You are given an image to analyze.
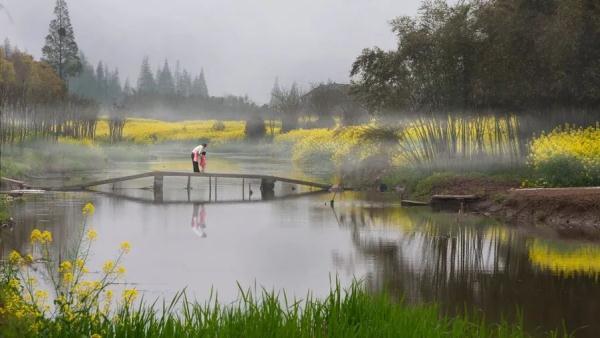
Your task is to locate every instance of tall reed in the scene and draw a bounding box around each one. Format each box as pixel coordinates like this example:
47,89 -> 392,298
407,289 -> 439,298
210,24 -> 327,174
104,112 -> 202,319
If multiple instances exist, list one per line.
396,115 -> 524,171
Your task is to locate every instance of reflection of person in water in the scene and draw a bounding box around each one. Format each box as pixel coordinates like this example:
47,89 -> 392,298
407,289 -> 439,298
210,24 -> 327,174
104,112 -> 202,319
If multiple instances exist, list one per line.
191,203 -> 207,238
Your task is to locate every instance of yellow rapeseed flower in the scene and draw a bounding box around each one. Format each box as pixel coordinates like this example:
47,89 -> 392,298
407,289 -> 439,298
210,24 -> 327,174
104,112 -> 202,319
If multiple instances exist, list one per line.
30,229 -> 43,244
117,265 -> 126,276
24,254 -> 34,265
102,260 -> 115,274
82,202 -> 95,216
120,241 -> 131,254
41,230 -> 53,243
59,260 -> 73,273
76,258 -> 85,269
75,280 -> 99,298
56,295 -> 67,308
86,229 -> 98,241
530,125 -> 600,180
122,288 -> 138,304
8,278 -> 20,289
8,250 -> 22,265
30,229 -> 52,244
34,290 -> 49,305
63,272 -> 74,283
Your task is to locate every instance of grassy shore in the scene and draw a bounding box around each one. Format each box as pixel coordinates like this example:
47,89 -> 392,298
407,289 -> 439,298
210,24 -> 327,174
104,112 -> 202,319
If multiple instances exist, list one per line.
0,276 -> 547,338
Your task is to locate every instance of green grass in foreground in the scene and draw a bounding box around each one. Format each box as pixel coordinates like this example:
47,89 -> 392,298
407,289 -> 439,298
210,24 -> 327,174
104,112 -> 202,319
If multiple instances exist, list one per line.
0,281 -> 562,338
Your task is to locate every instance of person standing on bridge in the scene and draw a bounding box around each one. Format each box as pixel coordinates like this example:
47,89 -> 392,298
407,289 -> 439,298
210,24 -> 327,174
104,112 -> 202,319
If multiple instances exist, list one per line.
200,151 -> 207,173
191,143 -> 207,172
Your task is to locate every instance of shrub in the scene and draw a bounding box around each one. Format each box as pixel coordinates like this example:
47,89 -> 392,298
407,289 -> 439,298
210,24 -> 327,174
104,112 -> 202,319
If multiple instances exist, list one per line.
534,154 -> 589,187
529,125 -> 600,187
212,120 -> 226,131
244,115 -> 266,139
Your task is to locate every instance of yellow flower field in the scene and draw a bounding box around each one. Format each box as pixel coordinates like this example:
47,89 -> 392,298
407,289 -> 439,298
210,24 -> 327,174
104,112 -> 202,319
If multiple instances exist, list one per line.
273,125 -> 382,166
95,118 -> 246,144
530,124 -> 600,170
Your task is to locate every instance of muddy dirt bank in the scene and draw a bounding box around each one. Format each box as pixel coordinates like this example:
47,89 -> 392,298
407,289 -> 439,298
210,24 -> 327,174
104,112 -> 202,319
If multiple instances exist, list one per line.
419,176 -> 600,240
492,187 -> 600,240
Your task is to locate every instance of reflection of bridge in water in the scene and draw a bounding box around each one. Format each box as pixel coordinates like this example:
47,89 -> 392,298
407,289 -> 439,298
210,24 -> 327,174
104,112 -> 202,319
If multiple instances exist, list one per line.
45,171 -> 332,203
92,189 -> 327,205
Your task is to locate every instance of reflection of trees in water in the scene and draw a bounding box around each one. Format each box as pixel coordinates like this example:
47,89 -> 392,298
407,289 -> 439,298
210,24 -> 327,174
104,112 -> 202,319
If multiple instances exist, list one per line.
1,196 -> 86,259
336,206 -> 600,337
1,195 -> 89,287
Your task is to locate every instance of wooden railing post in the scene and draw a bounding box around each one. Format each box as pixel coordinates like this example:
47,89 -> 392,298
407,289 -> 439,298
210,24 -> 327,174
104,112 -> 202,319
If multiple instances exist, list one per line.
153,174 -> 163,203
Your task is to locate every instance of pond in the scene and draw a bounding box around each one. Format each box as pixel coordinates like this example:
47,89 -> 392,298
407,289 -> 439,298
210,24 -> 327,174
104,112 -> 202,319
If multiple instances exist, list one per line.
2,152 -> 600,337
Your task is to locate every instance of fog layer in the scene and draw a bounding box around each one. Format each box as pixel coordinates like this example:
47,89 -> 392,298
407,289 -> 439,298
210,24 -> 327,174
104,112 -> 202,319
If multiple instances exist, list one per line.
1,0 -> 421,103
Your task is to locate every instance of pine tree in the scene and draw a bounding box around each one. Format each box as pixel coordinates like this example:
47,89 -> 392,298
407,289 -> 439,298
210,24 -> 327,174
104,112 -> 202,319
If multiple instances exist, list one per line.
192,69 -> 209,98
157,60 -> 175,96
174,60 -> 182,96
197,69 -> 208,97
68,52 -> 96,99
136,56 -> 155,95
180,70 -> 192,97
155,65 -> 162,87
123,79 -> 133,96
96,61 -> 106,102
107,69 -> 122,103
42,0 -> 81,80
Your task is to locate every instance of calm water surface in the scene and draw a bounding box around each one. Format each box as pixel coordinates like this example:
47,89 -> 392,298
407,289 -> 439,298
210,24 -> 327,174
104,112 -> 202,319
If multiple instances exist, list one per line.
2,152 -> 599,337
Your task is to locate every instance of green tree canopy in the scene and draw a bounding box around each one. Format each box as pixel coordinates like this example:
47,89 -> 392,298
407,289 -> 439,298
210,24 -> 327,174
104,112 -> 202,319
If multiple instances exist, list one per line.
350,0 -> 600,115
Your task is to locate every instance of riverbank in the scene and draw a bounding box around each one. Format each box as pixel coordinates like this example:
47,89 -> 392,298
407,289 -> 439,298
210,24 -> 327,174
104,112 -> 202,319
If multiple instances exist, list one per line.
497,187 -> 600,240
402,174 -> 600,240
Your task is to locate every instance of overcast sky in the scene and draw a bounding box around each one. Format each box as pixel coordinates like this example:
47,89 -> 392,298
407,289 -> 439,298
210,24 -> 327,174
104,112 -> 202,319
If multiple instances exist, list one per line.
1,0 -> 422,103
